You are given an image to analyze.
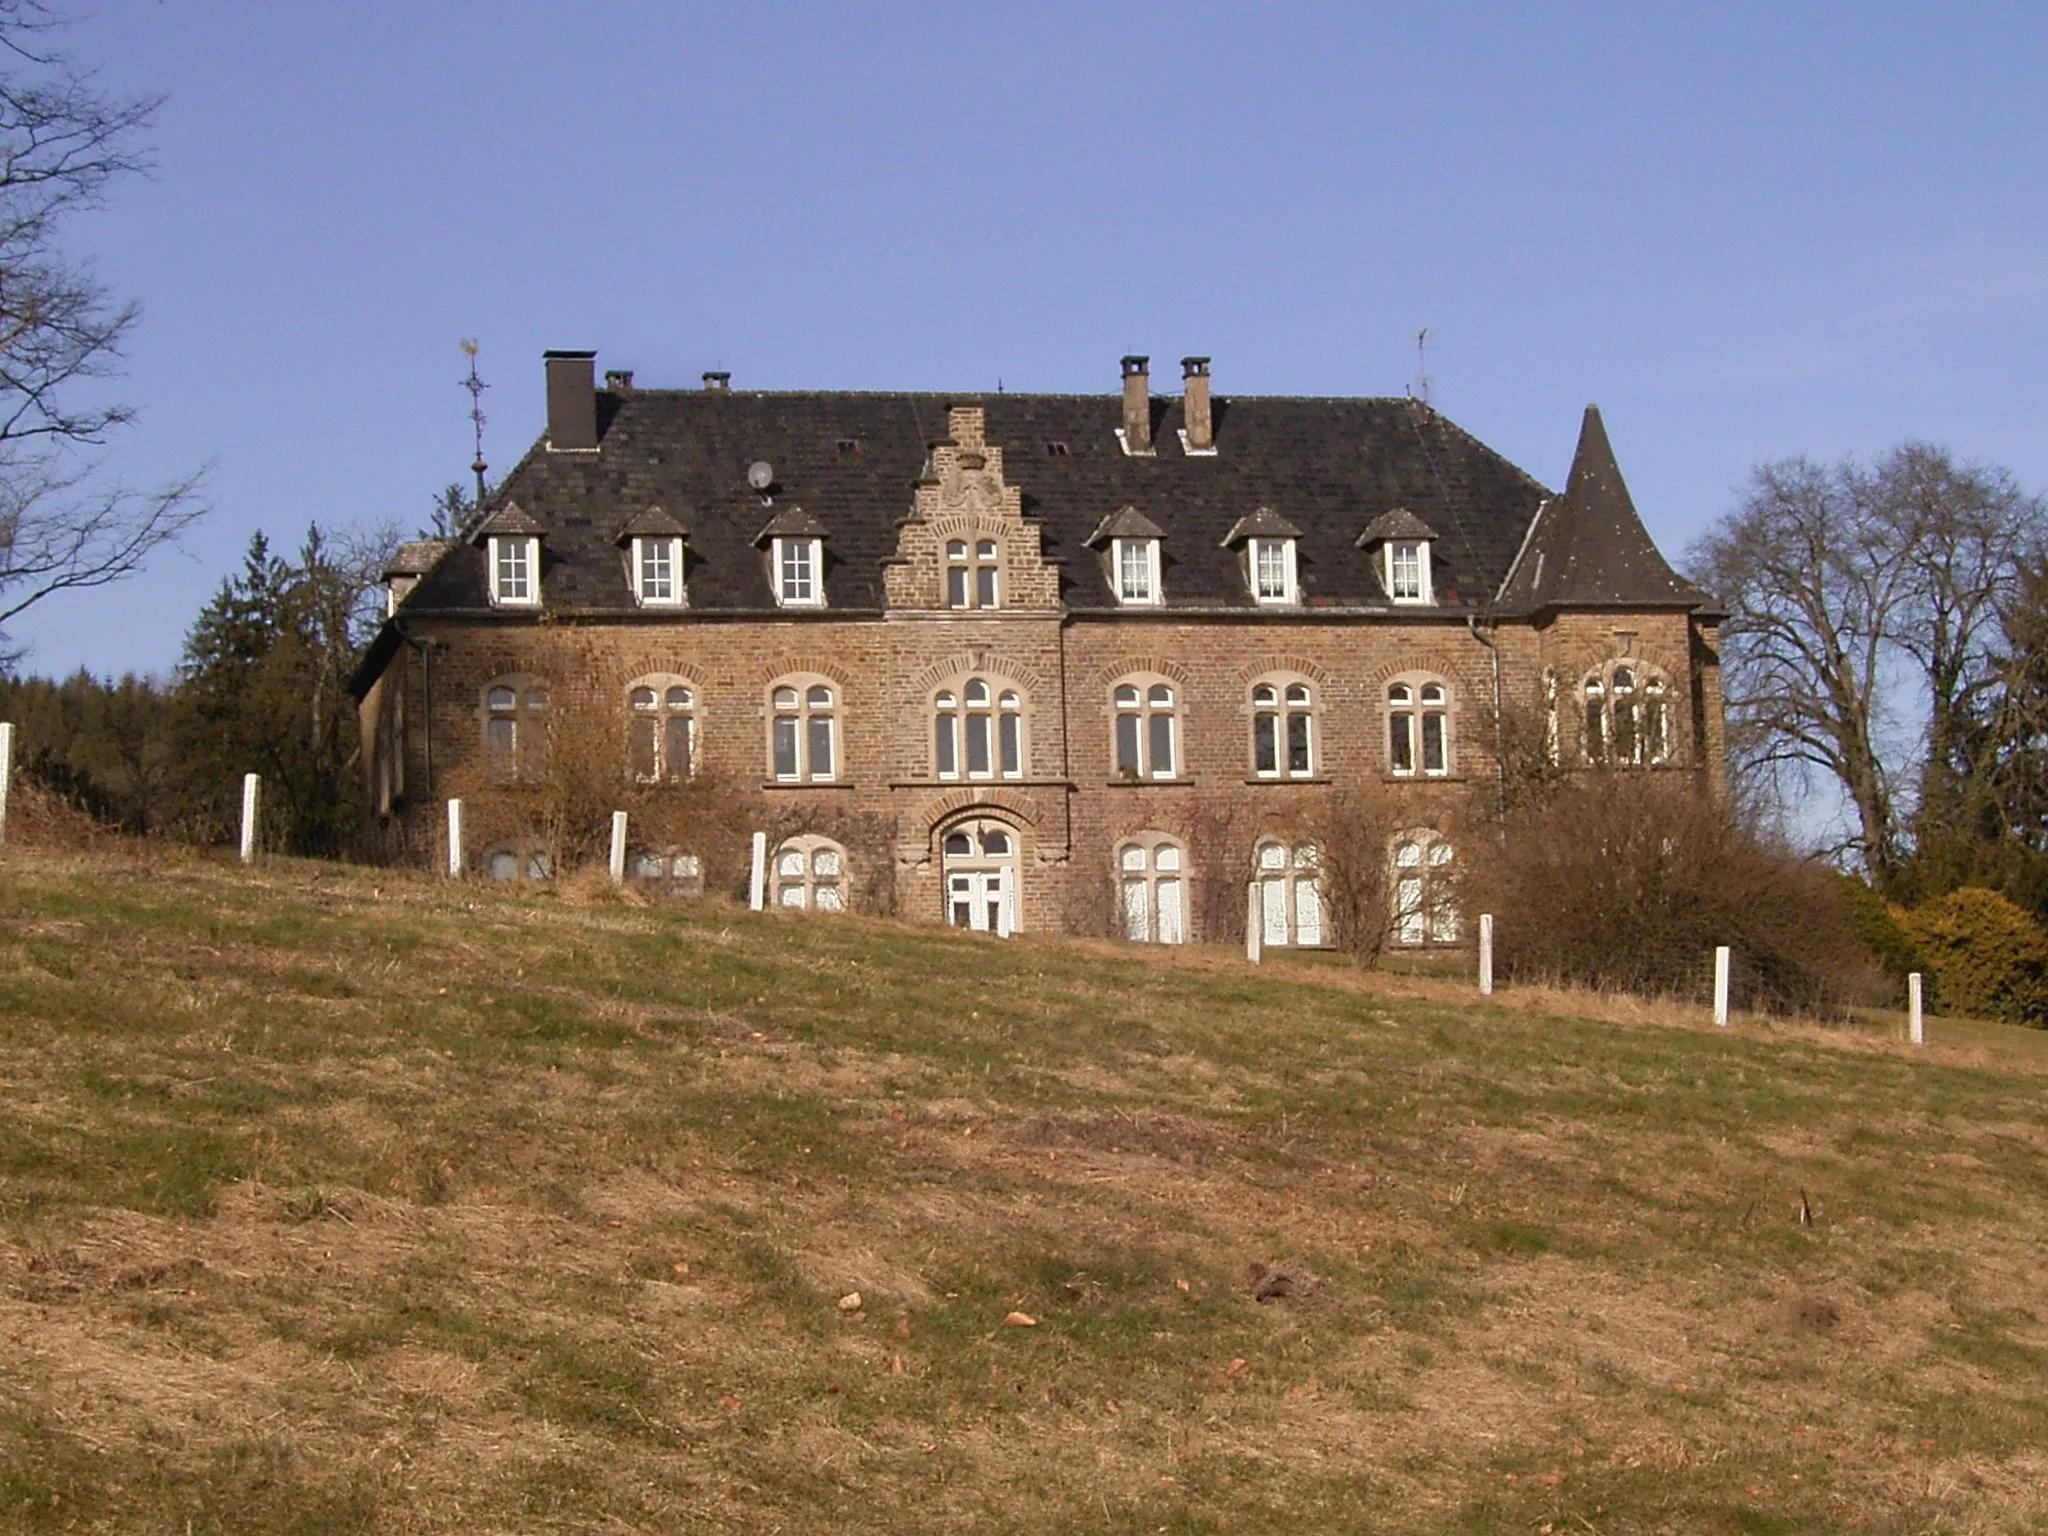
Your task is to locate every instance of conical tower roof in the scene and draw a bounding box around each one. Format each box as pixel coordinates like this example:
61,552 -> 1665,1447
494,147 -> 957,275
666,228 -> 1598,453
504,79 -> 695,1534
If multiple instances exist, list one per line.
1496,406 -> 1711,613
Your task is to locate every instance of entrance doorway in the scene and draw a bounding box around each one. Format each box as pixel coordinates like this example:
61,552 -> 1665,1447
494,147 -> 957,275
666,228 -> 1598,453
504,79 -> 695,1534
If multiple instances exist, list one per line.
942,819 -> 1017,936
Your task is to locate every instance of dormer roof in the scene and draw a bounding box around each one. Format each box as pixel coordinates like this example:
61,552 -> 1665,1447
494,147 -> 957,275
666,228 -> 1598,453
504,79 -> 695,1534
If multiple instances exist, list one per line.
1221,506 -> 1304,546
615,504 -> 689,545
1495,406 -> 1712,613
752,506 -> 829,546
1357,507 -> 1437,546
473,501 -> 545,540
1088,505 -> 1167,546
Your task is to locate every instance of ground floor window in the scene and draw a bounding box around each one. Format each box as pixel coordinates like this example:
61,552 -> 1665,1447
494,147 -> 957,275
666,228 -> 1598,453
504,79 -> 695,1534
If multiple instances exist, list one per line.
627,849 -> 703,893
1391,830 -> 1457,945
1118,835 -> 1186,944
483,841 -> 552,881
773,835 -> 846,911
1256,840 -> 1322,947
942,819 -> 1017,936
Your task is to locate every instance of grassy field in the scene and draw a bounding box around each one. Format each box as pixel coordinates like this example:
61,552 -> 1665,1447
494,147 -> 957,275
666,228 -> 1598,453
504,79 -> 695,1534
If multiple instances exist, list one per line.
2,845 -> 2046,1534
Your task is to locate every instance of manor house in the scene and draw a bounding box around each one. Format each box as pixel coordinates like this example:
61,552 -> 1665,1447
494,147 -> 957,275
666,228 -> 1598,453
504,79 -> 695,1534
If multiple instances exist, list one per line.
351,351 -> 1722,947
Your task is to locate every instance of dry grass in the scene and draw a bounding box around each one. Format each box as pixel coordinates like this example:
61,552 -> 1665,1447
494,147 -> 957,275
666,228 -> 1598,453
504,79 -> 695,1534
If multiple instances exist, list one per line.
2,841 -> 2048,1533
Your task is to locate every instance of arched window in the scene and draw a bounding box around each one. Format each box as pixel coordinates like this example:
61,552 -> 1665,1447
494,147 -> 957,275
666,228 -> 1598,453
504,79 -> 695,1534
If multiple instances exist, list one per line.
482,840 -> 552,881
1112,679 -> 1177,779
1583,663 -> 1670,767
946,538 -> 1000,609
1251,679 -> 1315,779
935,677 -> 1024,781
769,679 -> 837,782
1255,840 -> 1322,946
627,848 -> 703,892
627,678 -> 695,782
1118,835 -> 1186,943
1387,678 -> 1450,776
483,677 -> 547,782
772,835 -> 846,910
1391,830 -> 1457,946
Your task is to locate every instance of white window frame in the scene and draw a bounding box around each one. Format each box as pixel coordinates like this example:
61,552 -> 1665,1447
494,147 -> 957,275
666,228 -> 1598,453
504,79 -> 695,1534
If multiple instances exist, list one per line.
945,537 -> 1001,610
1384,539 -> 1432,605
627,678 -> 696,783
769,680 -> 838,783
1387,677 -> 1451,777
1255,840 -> 1323,948
1250,679 -> 1316,780
633,536 -> 685,608
488,536 -> 540,608
1118,835 -> 1187,944
1248,536 -> 1298,605
1111,537 -> 1162,607
1111,679 -> 1178,780
773,537 -> 825,608
1391,830 -> 1458,946
772,835 -> 847,911
934,677 -> 1025,782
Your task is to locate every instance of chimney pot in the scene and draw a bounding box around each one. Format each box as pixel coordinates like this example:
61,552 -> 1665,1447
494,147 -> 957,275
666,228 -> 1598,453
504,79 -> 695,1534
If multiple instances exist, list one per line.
1120,355 -> 1152,454
1182,357 -> 1213,452
605,369 -> 634,392
543,350 -> 598,451
703,371 -> 731,391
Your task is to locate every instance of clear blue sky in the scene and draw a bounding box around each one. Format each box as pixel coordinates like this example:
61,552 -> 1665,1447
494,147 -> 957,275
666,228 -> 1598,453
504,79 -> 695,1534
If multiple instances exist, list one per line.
19,1 -> 2048,679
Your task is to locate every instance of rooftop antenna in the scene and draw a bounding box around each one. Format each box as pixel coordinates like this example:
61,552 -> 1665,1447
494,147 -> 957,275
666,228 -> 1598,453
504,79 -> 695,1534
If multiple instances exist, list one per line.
460,338 -> 489,513
1415,327 -> 1433,407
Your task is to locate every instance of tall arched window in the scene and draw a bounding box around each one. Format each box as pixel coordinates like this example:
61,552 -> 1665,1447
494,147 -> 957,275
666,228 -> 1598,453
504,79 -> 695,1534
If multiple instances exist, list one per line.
772,834 -> 846,910
1251,679 -> 1315,779
1583,663 -> 1670,767
1117,834 -> 1186,943
627,677 -> 695,782
946,538 -> 1000,609
769,680 -> 837,782
935,677 -> 1024,781
1112,679 -> 1177,779
1391,830 -> 1457,946
1387,677 -> 1450,776
1255,839 -> 1322,946
483,677 -> 547,783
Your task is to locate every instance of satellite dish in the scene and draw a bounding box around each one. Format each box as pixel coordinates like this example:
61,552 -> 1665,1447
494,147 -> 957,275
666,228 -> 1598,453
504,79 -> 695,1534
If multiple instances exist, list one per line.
747,461 -> 774,491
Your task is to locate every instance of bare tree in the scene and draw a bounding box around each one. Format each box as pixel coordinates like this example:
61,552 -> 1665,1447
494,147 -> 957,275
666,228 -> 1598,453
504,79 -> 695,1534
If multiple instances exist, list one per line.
0,1 -> 205,659
1688,445 -> 2042,889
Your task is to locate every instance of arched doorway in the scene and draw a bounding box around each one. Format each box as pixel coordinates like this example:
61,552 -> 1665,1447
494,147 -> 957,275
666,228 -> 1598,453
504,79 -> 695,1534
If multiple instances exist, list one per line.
941,818 -> 1018,936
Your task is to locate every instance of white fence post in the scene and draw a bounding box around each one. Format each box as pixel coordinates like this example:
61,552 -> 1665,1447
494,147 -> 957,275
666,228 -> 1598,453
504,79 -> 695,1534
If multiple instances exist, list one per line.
1713,945 -> 1731,1027
749,831 -> 767,911
1909,971 -> 1924,1046
609,810 -> 629,884
238,773 -> 261,865
1245,882 -> 1261,964
0,720 -> 12,845
1478,913 -> 1494,996
446,798 -> 464,878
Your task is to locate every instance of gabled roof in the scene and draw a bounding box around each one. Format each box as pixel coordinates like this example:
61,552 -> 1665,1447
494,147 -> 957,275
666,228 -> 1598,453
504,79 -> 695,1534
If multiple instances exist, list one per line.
1089,505 -> 1167,546
388,388 -> 1564,617
1357,507 -> 1437,546
383,539 -> 453,579
752,505 -> 829,545
1494,406 -> 1712,613
1221,506 -> 1303,546
615,504 -> 689,544
472,501 -> 545,539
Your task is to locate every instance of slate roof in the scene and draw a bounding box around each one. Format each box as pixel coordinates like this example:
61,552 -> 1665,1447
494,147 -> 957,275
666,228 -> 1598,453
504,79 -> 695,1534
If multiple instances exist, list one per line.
386,387 -> 1707,623
1495,406 -> 1714,613
1358,506 -> 1438,546
1222,507 -> 1304,546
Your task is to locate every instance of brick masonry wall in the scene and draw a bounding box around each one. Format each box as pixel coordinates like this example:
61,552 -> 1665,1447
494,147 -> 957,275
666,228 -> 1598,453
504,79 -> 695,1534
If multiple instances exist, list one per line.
362,597 -> 1721,941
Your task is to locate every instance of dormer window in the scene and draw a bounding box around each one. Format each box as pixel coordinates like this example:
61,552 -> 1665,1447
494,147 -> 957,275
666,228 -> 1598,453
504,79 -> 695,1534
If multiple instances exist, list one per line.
633,537 -> 683,606
1113,537 -> 1161,606
776,537 -> 822,606
475,503 -> 546,608
1387,540 -> 1431,604
1250,537 -> 1298,605
1358,507 -> 1438,607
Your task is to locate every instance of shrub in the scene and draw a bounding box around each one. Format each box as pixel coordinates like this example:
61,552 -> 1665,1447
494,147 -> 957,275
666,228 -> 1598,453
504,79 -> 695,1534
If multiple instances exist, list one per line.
1833,873 -> 1922,988
1895,887 -> 2048,1026
1467,773 -> 1879,1013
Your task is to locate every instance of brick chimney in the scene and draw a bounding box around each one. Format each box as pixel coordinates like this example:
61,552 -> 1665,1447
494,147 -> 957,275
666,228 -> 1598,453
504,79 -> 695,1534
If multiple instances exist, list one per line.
605,369 -> 634,392
1181,357 -> 1212,451
544,350 -> 598,451
702,371 -> 731,391
1120,355 -> 1152,455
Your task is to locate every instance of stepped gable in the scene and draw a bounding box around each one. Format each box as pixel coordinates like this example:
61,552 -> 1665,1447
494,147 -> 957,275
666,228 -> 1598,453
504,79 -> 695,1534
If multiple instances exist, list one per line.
400,388 -> 1555,615
1496,405 -> 1712,614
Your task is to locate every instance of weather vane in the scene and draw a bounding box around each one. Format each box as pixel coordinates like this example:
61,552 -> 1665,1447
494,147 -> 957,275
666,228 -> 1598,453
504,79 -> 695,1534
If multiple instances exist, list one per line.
460,338 -> 489,514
